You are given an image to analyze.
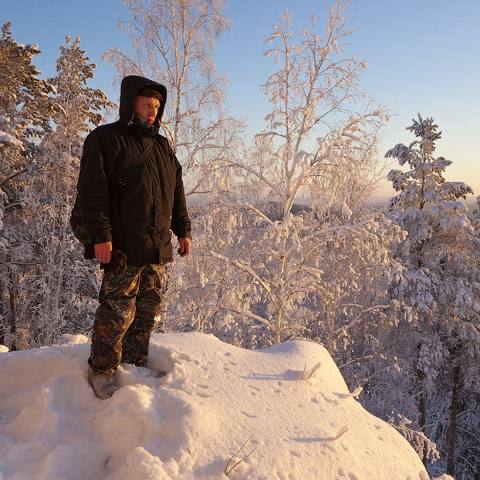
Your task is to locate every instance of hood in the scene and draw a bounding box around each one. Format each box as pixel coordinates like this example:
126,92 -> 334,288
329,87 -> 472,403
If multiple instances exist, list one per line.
119,75 -> 168,127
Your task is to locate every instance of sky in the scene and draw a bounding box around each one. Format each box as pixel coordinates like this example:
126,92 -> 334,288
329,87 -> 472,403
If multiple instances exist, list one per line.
2,0 -> 479,199
0,331 -> 437,479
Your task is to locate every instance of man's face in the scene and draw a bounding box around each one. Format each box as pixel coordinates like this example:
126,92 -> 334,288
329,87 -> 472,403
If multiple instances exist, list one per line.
134,95 -> 161,124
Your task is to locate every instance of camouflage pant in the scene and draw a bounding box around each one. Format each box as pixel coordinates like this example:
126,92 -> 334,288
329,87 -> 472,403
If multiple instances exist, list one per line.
89,264 -> 164,375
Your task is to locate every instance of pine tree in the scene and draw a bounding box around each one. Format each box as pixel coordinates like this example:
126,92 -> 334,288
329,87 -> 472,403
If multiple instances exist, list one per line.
0,22 -> 55,348
386,114 -> 480,477
20,36 -> 115,346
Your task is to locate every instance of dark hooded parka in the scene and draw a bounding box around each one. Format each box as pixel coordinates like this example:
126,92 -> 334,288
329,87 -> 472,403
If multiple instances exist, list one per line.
76,76 -> 191,266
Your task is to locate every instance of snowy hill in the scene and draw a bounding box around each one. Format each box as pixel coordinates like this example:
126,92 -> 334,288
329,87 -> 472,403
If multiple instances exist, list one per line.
0,332 -> 448,480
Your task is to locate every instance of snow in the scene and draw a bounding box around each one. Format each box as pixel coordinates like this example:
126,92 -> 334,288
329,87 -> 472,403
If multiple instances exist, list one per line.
0,131 -> 23,147
0,332 -> 446,480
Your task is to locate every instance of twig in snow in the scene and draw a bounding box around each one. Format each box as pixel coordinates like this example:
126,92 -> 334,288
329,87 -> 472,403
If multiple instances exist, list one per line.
336,386 -> 363,404
331,426 -> 349,441
224,435 -> 258,477
302,362 -> 321,381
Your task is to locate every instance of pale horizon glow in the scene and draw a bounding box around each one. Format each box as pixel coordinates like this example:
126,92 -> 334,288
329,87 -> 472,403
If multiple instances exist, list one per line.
2,0 -> 479,200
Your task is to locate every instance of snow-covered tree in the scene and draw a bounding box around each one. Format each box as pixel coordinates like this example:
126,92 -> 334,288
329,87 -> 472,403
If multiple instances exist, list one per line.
18,36 -> 115,347
302,213 -> 406,354
165,0 -> 393,349
0,22 -> 55,349
220,2 -> 386,343
386,114 -> 480,477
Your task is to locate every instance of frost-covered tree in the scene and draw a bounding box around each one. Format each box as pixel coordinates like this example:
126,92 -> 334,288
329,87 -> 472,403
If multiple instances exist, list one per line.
386,114 -> 480,478
166,0 -> 393,348
221,2 -> 386,343
303,214 -> 406,354
0,22 -> 55,348
103,0 -> 243,195
18,36 -> 115,347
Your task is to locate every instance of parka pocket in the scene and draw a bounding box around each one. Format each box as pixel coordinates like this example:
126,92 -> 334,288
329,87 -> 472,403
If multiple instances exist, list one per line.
152,229 -> 171,248
152,229 -> 173,262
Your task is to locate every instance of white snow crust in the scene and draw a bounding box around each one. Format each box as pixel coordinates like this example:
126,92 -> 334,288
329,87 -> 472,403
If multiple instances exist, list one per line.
0,332 -> 444,479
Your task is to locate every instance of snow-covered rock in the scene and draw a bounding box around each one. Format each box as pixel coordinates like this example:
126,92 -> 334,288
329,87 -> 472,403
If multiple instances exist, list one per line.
0,332 -> 433,479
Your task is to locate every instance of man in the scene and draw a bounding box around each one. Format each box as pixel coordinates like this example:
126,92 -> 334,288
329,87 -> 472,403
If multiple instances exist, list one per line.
76,75 -> 191,399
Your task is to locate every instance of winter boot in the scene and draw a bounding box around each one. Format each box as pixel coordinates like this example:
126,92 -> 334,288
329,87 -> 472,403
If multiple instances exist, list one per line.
87,368 -> 119,399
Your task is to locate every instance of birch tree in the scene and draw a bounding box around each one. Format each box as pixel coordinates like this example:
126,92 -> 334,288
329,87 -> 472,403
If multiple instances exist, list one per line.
166,1 -> 394,348
218,1 -> 387,344
104,0 -> 243,195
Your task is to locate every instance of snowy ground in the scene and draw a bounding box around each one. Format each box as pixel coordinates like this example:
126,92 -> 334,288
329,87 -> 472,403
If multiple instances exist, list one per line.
0,332 -> 451,480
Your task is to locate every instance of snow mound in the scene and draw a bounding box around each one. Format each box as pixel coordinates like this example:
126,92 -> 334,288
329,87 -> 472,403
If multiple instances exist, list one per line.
0,332 -> 433,479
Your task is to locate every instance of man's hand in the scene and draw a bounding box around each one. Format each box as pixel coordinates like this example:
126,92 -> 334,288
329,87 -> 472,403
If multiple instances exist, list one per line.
94,241 -> 113,264
178,238 -> 191,257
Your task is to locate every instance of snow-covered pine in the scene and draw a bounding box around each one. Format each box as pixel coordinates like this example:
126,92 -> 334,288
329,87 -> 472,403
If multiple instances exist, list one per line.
0,22 -> 55,349
386,114 -> 479,478
3,35 -> 115,348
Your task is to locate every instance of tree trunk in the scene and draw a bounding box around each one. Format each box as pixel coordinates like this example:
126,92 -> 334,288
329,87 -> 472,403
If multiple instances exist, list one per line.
446,365 -> 460,476
8,269 -> 17,351
417,343 -> 427,465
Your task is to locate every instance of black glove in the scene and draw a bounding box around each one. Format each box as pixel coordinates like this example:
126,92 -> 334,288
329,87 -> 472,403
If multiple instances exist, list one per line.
100,249 -> 127,275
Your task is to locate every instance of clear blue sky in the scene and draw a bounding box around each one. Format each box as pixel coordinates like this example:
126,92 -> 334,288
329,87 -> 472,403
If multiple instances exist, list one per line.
2,0 -> 479,199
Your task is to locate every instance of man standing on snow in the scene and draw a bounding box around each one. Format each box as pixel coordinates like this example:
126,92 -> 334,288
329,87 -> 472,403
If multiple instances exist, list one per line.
76,75 -> 191,399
